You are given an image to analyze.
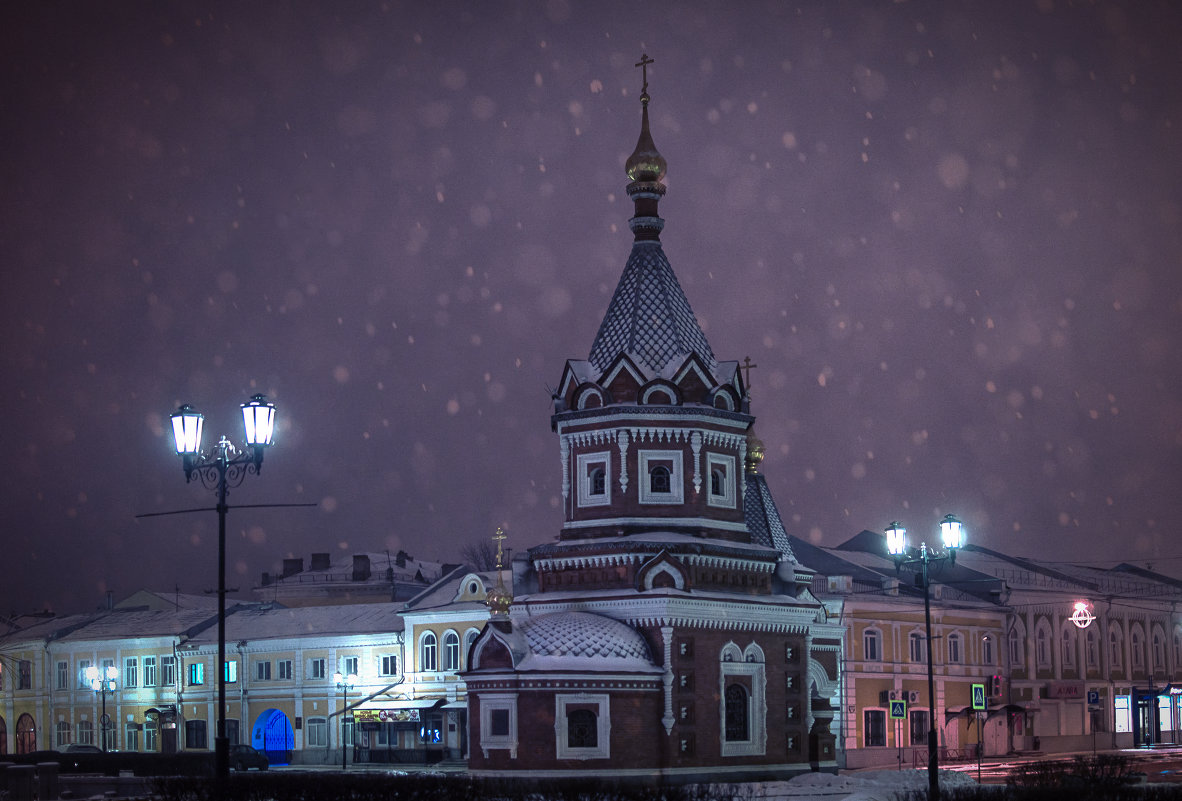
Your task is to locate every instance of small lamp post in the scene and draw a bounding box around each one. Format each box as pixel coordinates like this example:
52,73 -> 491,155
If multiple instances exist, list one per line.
169,394 -> 276,790
886,514 -> 965,801
333,671 -> 357,771
85,664 -> 119,752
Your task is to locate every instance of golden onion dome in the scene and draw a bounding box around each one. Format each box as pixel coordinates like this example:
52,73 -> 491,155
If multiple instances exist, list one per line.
746,430 -> 766,474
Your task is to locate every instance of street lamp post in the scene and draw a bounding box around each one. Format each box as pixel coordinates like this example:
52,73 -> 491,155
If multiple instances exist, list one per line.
169,394 -> 276,791
333,671 -> 357,771
85,664 -> 119,752
886,514 -> 966,801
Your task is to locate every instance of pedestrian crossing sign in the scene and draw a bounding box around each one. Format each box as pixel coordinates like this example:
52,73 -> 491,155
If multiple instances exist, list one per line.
971,682 -> 987,710
889,699 -> 907,720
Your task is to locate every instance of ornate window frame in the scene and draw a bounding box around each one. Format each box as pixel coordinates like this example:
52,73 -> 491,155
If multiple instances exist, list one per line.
639,450 -> 683,505
706,452 -> 736,509
554,693 -> 610,760
479,692 -> 518,758
577,451 -> 612,508
719,642 -> 766,757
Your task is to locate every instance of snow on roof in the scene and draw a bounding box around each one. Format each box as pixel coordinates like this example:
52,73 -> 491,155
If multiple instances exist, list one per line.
185,602 -> 404,644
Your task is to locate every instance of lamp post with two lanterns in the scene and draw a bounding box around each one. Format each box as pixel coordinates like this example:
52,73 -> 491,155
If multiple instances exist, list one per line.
333,671 -> 357,771
886,514 -> 966,801
168,394 -> 276,791
85,664 -> 119,752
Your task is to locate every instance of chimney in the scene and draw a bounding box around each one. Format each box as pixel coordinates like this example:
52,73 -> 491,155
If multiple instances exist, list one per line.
261,572 -> 272,587
310,553 -> 331,571
352,555 -> 371,582
282,558 -> 304,578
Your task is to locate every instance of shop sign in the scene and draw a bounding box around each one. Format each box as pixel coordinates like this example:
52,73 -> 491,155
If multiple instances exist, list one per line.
352,708 -> 421,723
1046,681 -> 1085,699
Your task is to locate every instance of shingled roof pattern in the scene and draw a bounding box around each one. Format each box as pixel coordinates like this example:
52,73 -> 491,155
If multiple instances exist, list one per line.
587,242 -> 716,376
744,472 -> 797,562
520,611 -> 653,663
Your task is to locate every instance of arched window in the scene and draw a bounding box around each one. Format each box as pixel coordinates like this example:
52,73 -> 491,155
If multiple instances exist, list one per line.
650,465 -> 671,494
1008,628 -> 1023,668
863,629 -> 882,662
1086,629 -> 1099,669
1035,623 -> 1052,668
909,632 -> 926,663
16,713 -> 37,754
55,721 -> 71,747
590,467 -> 606,496
1131,625 -> 1145,671
1174,629 -> 1182,668
75,719 -> 93,746
443,630 -> 461,671
1153,629 -> 1166,670
1109,625 -> 1124,670
981,635 -> 994,666
464,628 -> 480,665
947,633 -> 963,664
1061,626 -> 1076,669
711,468 -> 724,496
420,631 -> 438,672
724,684 -> 749,742
567,709 -> 598,748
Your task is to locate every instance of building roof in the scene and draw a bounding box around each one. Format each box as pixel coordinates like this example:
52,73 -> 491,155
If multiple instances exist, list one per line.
587,242 -> 717,377
187,602 -> 405,643
744,471 -> 796,560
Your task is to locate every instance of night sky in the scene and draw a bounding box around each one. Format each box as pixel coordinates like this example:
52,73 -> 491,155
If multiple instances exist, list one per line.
4,2 -> 1180,617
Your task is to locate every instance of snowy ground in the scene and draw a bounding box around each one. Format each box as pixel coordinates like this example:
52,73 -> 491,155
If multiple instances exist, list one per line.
721,768 -> 986,801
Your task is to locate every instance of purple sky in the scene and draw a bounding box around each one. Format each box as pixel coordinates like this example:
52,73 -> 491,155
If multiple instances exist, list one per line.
3,2 -> 1180,616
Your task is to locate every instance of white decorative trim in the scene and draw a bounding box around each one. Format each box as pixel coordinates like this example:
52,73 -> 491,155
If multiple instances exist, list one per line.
534,550 -> 774,574
690,432 -> 702,494
706,452 -> 737,509
617,430 -> 630,494
661,627 -> 675,735
601,360 -> 647,392
642,562 -> 686,591
556,413 -> 750,432
560,436 -> 571,503
576,451 -> 612,508
576,386 -> 607,410
554,693 -> 611,760
639,450 -> 684,505
479,692 -> 519,758
561,516 -> 748,532
719,642 -> 767,757
641,384 -> 678,404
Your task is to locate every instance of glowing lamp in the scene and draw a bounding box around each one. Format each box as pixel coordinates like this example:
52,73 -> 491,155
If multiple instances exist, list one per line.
885,521 -> 908,556
939,514 -> 965,551
241,394 -> 276,447
170,404 -> 204,455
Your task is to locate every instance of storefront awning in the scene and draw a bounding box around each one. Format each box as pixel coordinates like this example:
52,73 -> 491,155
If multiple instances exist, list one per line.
441,701 -> 466,709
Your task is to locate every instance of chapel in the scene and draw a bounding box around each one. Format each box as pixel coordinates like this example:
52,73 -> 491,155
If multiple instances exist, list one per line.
462,57 -> 842,781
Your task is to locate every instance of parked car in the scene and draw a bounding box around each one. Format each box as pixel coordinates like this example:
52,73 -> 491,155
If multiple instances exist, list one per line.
228,744 -> 269,771
65,744 -> 102,753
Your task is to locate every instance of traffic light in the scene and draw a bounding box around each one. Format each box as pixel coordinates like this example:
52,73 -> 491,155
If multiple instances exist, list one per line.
987,674 -> 1003,697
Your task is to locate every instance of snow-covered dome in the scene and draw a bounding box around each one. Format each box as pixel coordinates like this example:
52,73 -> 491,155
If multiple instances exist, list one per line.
519,612 -> 653,663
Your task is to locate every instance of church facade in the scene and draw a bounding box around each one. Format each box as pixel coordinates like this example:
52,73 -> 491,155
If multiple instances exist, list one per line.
462,62 -> 843,781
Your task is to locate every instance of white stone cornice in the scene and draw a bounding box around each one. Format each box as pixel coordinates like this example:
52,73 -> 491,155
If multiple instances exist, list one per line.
561,516 -> 749,532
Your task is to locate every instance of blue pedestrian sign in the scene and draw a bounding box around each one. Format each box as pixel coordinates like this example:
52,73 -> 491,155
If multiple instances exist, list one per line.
971,683 -> 987,711
889,699 -> 907,720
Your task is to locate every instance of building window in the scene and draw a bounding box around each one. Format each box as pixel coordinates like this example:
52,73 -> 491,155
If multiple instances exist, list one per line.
479,693 -> 518,758
947,633 -> 962,664
554,694 -> 610,760
76,720 -> 93,746
124,657 -> 138,689
719,642 -> 766,756
224,660 -> 238,683
1115,696 -> 1132,733
56,721 -> 71,747
982,636 -> 994,666
1155,630 -> 1168,671
1062,628 -> 1076,669
577,452 -> 611,508
1036,625 -> 1051,668
638,450 -> 683,504
305,718 -> 328,748
17,660 -> 32,690
188,663 -> 204,686
864,709 -> 886,747
1131,628 -> 1145,671
310,658 -> 326,679
863,629 -> 882,662
1086,629 -> 1099,669
381,655 -> 398,676
341,656 -> 359,677
421,632 -> 438,672
256,661 -> 271,681
77,660 -> 92,689
910,710 -> 930,747
706,453 -> 737,508
185,720 -> 207,749
56,661 -> 68,690
909,632 -> 926,664
145,722 -> 158,752
1009,630 -> 1023,668
724,684 -> 749,741
278,660 -> 293,680
161,656 -> 176,687
125,724 -> 140,752
143,656 -> 157,687
1110,628 -> 1124,670
443,631 -> 461,671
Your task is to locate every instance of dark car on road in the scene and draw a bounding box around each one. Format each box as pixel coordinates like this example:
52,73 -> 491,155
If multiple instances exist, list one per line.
229,744 -> 269,771
64,744 -> 102,753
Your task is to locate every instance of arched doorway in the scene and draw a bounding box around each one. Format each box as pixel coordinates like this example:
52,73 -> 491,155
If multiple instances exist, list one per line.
16,713 -> 36,754
0,715 -> 7,755
251,709 -> 293,765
